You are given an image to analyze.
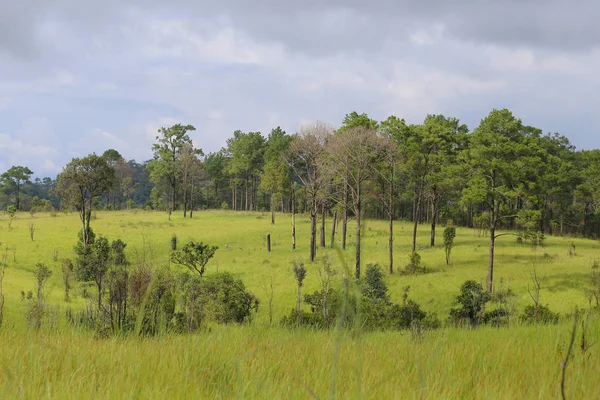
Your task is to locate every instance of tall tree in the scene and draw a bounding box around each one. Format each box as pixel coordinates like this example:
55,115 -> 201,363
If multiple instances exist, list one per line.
462,109 -> 532,292
260,127 -> 292,224
284,122 -> 331,262
1,166 -> 34,210
327,126 -> 384,278
147,124 -> 196,215
379,116 -> 406,274
178,143 -> 203,217
55,154 -> 115,246
421,115 -> 469,247
336,112 -> 379,250
226,131 -> 266,211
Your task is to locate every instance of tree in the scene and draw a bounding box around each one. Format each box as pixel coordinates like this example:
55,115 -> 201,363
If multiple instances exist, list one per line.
327,126 -> 384,279
75,235 -> 111,309
420,115 -> 468,247
462,109 -> 532,292
226,131 -> 266,211
171,241 -> 218,277
204,150 -> 230,209
147,124 -> 196,215
1,166 -> 33,210
55,154 -> 115,246
379,115 -> 406,274
260,127 -> 292,224
336,112 -> 379,250
284,122 -> 331,262
178,142 -> 202,217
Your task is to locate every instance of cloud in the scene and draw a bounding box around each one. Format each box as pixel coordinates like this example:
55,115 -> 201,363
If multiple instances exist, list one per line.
0,0 -> 599,176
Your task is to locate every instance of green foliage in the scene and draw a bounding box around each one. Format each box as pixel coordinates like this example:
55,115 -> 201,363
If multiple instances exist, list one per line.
146,124 -> 197,213
1,165 -> 33,210
362,263 -> 388,301
402,252 -> 427,275
55,154 -> 116,246
443,227 -> 456,265
26,263 -> 53,331
519,304 -> 560,325
61,259 -> 74,302
171,241 -> 218,277
5,204 -> 16,230
111,239 -> 128,266
194,272 -> 259,325
449,280 -> 491,327
135,266 -> 176,337
292,260 -> 307,289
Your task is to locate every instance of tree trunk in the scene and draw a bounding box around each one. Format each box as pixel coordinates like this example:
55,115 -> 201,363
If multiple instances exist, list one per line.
171,184 -> 175,215
245,176 -> 249,211
320,202 -> 326,248
291,184 -> 296,250
310,197 -> 317,262
430,216 -> 436,247
189,180 -> 194,219
488,227 -> 495,293
271,197 -> 275,225
330,210 -> 337,248
97,280 -> 103,310
355,200 -> 361,279
389,178 -> 394,274
342,177 -> 348,250
412,197 -> 419,253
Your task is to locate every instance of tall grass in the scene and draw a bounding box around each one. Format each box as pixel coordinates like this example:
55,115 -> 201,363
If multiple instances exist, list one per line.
0,210 -> 598,398
0,320 -> 598,399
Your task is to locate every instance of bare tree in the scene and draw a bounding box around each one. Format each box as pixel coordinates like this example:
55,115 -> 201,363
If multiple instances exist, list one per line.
284,122 -> 331,262
326,126 -> 384,278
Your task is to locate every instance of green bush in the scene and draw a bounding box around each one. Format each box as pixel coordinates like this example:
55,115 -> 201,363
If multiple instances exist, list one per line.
519,304 -> 560,325
448,280 -> 490,327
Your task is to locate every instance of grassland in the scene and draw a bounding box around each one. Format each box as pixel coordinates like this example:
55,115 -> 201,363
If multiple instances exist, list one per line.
0,210 -> 598,399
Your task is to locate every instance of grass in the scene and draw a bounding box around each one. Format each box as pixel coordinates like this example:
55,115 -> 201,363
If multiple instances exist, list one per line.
0,210 -> 599,399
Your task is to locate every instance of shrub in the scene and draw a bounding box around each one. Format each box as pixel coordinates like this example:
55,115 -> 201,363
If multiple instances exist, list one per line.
448,280 -> 490,327
443,227 -> 456,265
111,239 -> 129,266
180,272 -> 259,331
519,304 -> 560,325
171,234 -> 177,251
402,252 -> 428,275
221,201 -> 230,210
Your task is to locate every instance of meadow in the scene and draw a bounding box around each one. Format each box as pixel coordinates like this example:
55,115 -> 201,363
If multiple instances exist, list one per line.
0,210 -> 599,399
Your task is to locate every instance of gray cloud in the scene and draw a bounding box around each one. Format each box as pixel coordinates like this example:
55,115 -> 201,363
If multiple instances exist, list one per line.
0,0 -> 599,176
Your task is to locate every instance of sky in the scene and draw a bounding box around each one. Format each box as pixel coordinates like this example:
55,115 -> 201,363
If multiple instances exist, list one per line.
1,0 -> 600,177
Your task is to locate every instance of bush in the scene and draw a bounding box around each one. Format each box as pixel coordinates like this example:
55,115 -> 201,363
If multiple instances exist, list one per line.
519,304 -> 560,325
443,227 -> 456,265
179,272 -> 259,332
448,280 -> 490,327
221,201 -> 230,210
401,252 -> 428,275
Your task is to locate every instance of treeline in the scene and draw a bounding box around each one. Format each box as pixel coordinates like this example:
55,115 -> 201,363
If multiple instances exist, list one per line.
3,108 -> 600,291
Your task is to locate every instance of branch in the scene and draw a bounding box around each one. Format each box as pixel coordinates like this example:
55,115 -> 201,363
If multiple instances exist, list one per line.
493,232 -> 518,239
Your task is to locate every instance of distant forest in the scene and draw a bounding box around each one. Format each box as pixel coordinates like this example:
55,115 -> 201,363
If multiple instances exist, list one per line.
2,108 -> 600,240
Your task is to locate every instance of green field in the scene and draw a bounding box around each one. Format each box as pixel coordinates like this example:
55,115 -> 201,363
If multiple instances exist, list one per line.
0,210 -> 598,399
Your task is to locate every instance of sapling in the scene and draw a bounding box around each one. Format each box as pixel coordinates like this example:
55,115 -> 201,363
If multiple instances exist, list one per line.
292,260 -> 307,313
443,227 -> 456,265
